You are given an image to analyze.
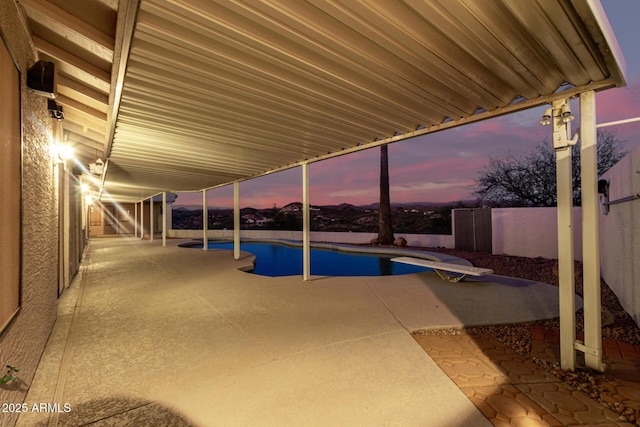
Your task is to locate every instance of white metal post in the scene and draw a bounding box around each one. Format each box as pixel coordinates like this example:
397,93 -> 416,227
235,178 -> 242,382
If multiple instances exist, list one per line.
234,181 -> 240,260
202,190 -> 208,251
63,161 -> 70,288
140,201 -> 144,239
554,98 -> 576,371
134,202 -> 138,238
302,163 -> 311,281
580,90 -> 604,371
149,197 -> 154,241
162,192 -> 167,247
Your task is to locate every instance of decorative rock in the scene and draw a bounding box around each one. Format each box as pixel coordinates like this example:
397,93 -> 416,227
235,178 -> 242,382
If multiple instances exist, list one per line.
370,237 -> 379,245
394,236 -> 407,247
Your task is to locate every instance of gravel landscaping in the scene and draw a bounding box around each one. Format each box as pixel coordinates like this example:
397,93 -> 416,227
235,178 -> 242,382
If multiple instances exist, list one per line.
409,247 -> 640,425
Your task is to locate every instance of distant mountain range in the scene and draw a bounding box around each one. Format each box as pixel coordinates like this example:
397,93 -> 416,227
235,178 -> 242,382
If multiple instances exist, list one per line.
173,200 -> 479,211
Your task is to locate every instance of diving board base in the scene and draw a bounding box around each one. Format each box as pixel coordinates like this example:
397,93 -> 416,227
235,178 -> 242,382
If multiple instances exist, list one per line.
391,257 -> 493,283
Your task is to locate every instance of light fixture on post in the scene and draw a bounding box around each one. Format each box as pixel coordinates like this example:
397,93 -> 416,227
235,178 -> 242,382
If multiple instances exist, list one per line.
539,107 -> 552,125
561,104 -> 575,123
539,101 -> 578,150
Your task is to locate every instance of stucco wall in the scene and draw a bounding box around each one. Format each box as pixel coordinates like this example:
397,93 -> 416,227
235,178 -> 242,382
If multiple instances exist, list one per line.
492,207 -> 584,260
599,145 -> 640,325
0,3 -> 60,425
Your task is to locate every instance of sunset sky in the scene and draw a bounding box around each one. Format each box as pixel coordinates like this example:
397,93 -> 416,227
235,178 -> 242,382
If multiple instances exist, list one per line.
175,0 -> 640,209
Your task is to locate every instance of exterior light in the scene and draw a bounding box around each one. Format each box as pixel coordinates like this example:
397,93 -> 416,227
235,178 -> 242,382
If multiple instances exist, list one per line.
85,194 -> 94,205
561,104 -> 574,123
50,142 -> 74,163
540,107 -> 552,126
80,183 -> 90,193
57,144 -> 74,160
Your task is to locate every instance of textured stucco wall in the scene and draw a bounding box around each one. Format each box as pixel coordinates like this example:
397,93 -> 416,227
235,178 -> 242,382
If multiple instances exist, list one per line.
491,207 -> 584,260
600,146 -> 640,326
0,2 -> 59,426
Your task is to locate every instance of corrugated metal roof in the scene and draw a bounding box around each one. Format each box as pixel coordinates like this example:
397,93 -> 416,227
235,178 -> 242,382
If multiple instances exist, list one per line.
20,0 -> 626,202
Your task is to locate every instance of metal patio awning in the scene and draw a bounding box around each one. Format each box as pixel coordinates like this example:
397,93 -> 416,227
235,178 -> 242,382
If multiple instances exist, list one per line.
19,0 -> 626,202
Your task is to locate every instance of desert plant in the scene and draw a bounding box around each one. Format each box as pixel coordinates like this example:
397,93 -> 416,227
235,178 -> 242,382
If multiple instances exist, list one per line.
0,365 -> 19,385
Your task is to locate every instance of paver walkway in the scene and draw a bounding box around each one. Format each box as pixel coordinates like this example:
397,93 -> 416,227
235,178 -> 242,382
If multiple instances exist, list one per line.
414,325 -> 640,426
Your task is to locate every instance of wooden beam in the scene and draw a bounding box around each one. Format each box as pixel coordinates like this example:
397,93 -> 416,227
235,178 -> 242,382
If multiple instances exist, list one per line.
62,121 -> 105,143
34,36 -> 110,92
62,110 -> 106,134
58,75 -> 109,106
56,94 -> 107,122
20,0 -> 114,61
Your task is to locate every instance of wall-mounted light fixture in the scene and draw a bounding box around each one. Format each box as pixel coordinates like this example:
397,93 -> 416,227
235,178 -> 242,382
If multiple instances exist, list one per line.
50,142 -> 74,163
89,158 -> 104,175
598,179 -> 610,215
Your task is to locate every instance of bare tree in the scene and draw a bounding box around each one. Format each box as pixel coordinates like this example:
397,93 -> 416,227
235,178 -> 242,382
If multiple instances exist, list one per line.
377,144 -> 395,244
474,130 -> 626,207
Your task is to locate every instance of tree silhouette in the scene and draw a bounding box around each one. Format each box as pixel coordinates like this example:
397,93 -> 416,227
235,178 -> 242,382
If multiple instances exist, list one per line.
377,144 -> 395,244
474,130 -> 626,207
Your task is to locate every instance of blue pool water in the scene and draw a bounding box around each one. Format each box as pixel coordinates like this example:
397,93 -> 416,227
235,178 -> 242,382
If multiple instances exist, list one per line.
194,242 -> 431,277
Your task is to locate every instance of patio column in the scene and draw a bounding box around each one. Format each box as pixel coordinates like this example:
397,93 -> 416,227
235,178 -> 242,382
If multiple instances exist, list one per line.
302,163 -> 310,281
149,196 -> 154,241
234,181 -> 240,260
140,201 -> 144,240
553,98 -> 576,371
162,192 -> 167,247
134,202 -> 138,238
580,90 -> 604,371
202,190 -> 208,251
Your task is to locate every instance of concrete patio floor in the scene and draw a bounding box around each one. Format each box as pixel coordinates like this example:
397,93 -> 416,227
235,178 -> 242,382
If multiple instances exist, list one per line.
18,237 -> 573,426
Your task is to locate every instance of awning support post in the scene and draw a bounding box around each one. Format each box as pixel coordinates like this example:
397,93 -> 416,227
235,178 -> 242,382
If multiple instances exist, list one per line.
580,90 -> 604,371
149,197 -> 154,241
139,201 -> 144,240
234,181 -> 240,260
302,163 -> 311,281
202,190 -> 208,251
134,202 -> 138,238
162,192 -> 167,247
553,98 -> 577,371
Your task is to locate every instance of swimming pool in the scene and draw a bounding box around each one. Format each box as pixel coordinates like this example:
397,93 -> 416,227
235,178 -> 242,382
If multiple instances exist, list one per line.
188,241 -> 431,277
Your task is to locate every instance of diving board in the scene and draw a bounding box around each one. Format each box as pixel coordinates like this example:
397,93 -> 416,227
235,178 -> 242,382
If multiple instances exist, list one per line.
391,257 -> 493,283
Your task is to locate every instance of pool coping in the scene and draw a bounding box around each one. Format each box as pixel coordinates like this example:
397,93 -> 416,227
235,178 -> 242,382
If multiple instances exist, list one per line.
178,237 -> 473,266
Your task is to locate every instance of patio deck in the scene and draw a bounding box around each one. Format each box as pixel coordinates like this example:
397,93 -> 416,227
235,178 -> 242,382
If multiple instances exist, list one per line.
18,237 -> 580,426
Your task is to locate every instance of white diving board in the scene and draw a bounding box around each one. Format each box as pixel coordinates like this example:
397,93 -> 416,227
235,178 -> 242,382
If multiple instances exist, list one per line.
391,257 -> 493,283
